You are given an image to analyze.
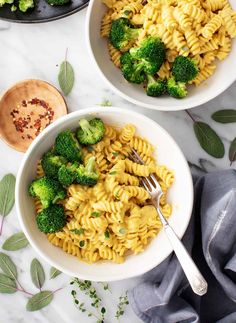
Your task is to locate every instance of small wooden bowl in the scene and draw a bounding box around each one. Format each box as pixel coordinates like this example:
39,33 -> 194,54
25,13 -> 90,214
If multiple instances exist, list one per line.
0,80 -> 68,152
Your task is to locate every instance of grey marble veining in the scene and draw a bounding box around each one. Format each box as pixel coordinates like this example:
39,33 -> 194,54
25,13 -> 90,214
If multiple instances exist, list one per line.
0,7 -> 235,323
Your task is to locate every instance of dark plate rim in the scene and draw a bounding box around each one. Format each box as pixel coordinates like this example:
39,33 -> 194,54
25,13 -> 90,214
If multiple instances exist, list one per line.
0,0 -> 88,23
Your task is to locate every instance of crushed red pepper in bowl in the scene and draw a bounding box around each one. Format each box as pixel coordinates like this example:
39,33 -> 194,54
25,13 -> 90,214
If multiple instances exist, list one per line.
10,98 -> 55,140
0,80 -> 68,152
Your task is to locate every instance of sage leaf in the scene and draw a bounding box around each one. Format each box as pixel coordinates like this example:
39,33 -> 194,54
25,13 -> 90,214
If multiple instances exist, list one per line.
49,267 -> 62,280
212,109 -> 236,123
0,273 -> 17,293
2,232 -> 29,251
30,258 -> 45,290
0,252 -> 17,280
229,137 -> 236,166
58,60 -> 74,96
0,174 -> 16,216
193,122 -> 225,158
26,290 -> 54,311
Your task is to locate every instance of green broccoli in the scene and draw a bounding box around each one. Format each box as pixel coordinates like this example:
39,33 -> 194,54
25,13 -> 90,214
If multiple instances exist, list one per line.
166,77 -> 187,99
172,56 -> 199,83
55,131 -> 83,163
76,118 -> 105,145
45,0 -> 70,5
130,37 -> 166,74
36,204 -> 66,234
29,177 -> 66,208
146,75 -> 166,97
41,151 -> 67,179
19,0 -> 34,12
76,157 -> 99,186
0,0 -> 13,6
120,52 -> 145,84
109,18 -> 141,51
58,163 -> 79,186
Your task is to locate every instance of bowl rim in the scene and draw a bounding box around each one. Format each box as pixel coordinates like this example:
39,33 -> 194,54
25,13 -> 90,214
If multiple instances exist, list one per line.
16,106 -> 194,281
85,0 -> 236,112
0,79 -> 68,153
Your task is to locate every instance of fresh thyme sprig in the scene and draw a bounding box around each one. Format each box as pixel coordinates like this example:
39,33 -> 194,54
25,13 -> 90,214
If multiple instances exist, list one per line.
71,278 -> 129,322
71,278 -> 106,323
115,291 -> 129,322
98,282 -> 112,293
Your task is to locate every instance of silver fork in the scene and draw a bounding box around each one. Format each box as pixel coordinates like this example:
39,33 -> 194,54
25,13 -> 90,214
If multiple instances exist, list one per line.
129,149 -> 208,296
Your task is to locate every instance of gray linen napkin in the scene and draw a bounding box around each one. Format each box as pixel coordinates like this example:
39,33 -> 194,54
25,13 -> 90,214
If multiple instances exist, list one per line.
129,169 -> 236,323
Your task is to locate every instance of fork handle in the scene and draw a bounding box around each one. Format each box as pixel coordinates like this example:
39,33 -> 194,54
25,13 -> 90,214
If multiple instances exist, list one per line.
162,222 -> 208,296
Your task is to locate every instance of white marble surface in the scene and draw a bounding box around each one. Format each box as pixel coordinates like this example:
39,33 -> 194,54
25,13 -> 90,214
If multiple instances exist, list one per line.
0,7 -> 235,323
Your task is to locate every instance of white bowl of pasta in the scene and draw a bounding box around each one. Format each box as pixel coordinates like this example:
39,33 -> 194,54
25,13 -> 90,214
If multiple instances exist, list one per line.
16,107 -> 193,281
86,0 -> 236,111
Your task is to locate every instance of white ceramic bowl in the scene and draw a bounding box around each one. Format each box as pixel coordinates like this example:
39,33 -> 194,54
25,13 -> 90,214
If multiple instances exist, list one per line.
16,107 -> 193,281
86,1 -> 236,111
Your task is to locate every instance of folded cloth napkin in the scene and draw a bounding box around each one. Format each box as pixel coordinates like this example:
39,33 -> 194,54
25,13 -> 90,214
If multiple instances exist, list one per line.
129,169 -> 236,323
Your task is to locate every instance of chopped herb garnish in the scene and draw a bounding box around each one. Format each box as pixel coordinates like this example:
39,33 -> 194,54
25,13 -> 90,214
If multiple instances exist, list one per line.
114,192 -> 120,200
100,99 -> 112,107
79,240 -> 85,247
119,228 -> 126,235
70,228 -> 84,235
91,212 -> 101,218
109,171 -> 117,175
112,152 -> 119,157
104,230 -> 110,239
87,146 -> 94,152
123,10 -> 131,16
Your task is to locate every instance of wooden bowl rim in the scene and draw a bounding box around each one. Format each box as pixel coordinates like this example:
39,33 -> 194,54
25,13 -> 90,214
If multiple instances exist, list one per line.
0,79 -> 68,152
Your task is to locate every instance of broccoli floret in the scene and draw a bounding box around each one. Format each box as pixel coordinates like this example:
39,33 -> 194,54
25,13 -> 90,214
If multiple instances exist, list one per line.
36,204 -> 66,234
58,163 -> 79,186
29,177 -> 66,208
120,52 -> 145,84
76,118 -> 105,145
45,0 -> 70,5
166,77 -> 187,99
109,18 -> 141,51
76,157 -> 99,186
146,75 -> 166,97
41,151 -> 67,179
172,56 -> 199,83
19,0 -> 34,12
0,0 -> 13,6
55,131 -> 83,163
130,37 -> 166,74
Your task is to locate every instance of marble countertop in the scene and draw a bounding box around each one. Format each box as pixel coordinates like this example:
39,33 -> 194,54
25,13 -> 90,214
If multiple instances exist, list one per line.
0,7 -> 235,323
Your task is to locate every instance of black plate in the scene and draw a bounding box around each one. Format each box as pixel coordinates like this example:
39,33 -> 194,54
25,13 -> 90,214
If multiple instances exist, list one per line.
0,0 -> 88,23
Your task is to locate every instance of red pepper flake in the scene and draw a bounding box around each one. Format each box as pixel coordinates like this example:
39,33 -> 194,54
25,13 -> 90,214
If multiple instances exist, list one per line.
22,100 -> 27,107
10,97 -> 55,141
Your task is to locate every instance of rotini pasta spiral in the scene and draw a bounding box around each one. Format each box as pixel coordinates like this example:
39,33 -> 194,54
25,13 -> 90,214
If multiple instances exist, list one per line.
35,122 -> 174,264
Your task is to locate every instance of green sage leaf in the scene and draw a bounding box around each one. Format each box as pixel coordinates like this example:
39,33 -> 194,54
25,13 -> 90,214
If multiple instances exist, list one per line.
193,122 -> 225,158
212,109 -> 236,123
2,232 -> 29,251
0,252 -> 17,280
30,258 -> 45,290
229,137 -> 236,166
0,273 -> 17,293
0,174 -> 16,217
26,291 -> 54,311
49,267 -> 62,280
58,60 -> 74,96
